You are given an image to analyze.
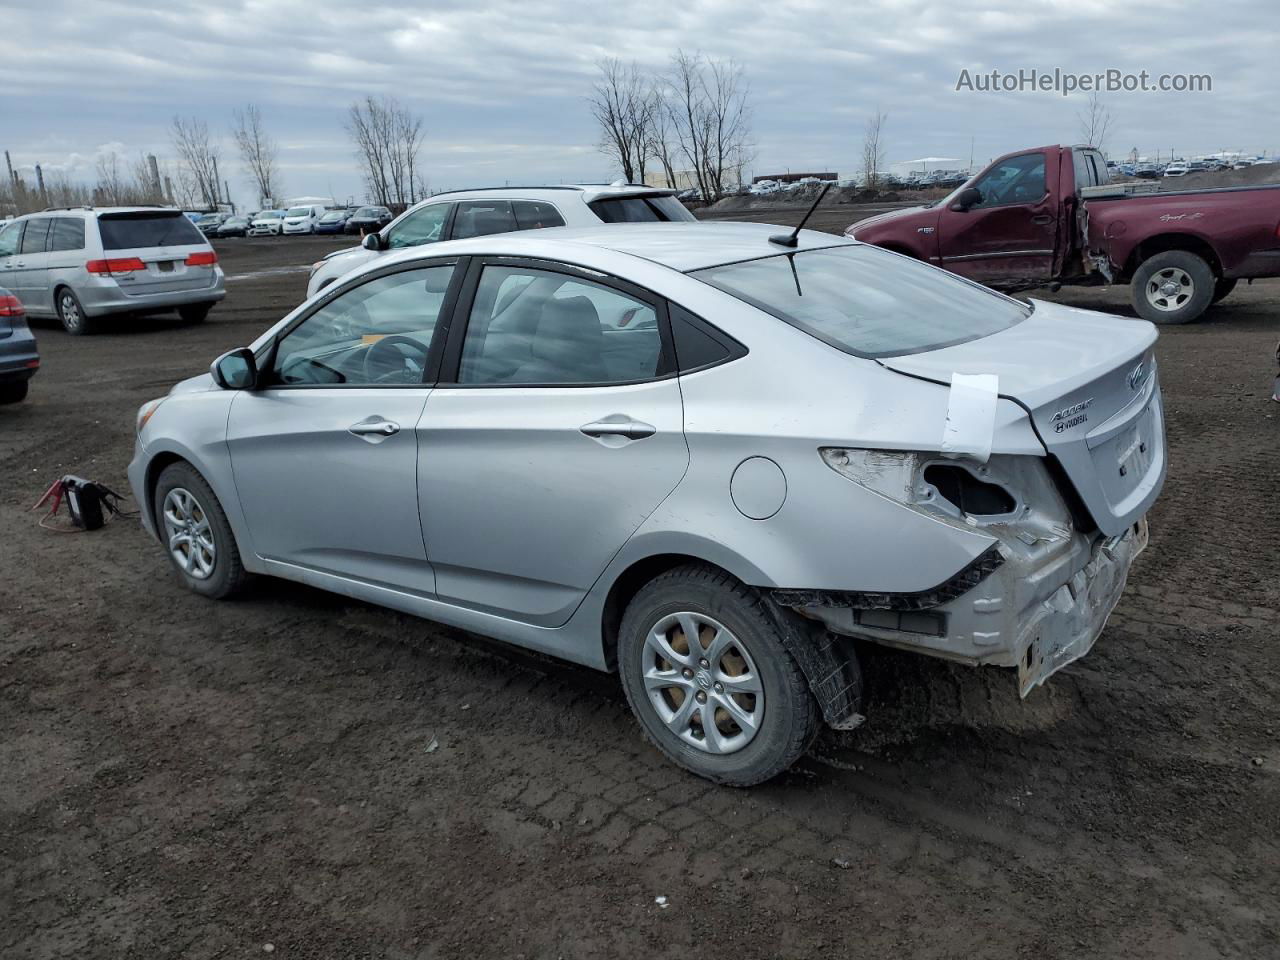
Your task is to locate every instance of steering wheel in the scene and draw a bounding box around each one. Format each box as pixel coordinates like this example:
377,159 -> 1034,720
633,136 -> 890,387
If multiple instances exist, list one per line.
362,335 -> 429,384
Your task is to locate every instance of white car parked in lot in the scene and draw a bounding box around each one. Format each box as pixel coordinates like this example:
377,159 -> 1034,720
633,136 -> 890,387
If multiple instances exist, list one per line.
306,184 -> 695,298
248,210 -> 285,237
1163,162 -> 1190,178
281,204 -> 327,235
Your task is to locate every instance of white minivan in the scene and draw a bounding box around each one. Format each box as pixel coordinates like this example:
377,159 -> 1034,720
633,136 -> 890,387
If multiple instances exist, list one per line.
281,204 -> 327,235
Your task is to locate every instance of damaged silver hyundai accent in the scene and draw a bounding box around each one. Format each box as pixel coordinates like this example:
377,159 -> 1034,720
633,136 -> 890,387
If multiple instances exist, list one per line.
129,222 -> 1165,785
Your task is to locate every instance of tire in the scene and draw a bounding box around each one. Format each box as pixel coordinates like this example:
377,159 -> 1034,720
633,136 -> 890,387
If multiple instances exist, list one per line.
0,380 -> 29,404
178,303 -> 212,324
153,462 -> 247,600
55,286 -> 95,335
1212,278 -> 1238,304
617,564 -> 819,786
1130,250 -> 1215,324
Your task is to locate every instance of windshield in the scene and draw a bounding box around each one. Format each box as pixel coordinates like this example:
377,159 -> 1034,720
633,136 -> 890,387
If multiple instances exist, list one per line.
691,244 -> 1029,358
286,207 -> 311,217
589,195 -> 695,223
258,211 -> 283,220
97,212 -> 205,250
320,211 -> 345,221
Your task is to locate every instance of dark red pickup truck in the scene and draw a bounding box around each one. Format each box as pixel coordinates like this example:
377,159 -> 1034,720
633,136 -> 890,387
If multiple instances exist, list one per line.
847,144 -> 1280,324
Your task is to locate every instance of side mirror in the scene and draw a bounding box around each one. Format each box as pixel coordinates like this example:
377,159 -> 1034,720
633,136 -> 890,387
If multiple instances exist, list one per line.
210,347 -> 258,390
362,232 -> 385,251
951,187 -> 982,212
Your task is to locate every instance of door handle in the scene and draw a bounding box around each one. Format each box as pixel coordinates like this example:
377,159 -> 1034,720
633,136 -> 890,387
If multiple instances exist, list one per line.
1031,215 -> 1053,225
348,417 -> 400,439
580,417 -> 656,440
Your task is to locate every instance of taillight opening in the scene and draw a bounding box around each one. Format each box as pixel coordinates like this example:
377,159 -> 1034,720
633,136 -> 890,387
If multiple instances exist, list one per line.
185,251 -> 218,267
86,257 -> 146,275
0,294 -> 24,317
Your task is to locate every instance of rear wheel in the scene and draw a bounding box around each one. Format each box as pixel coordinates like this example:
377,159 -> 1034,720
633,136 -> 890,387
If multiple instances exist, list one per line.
178,303 -> 212,324
154,462 -> 246,600
1212,278 -> 1238,304
1130,250 -> 1215,324
56,287 -> 94,335
617,564 -> 819,786
0,380 -> 29,404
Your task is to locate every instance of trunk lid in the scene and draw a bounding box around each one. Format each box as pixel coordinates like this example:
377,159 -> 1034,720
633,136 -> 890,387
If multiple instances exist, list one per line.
879,299 -> 1165,536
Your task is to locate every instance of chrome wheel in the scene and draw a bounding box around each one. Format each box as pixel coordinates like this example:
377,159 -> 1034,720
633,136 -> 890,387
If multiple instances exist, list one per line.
162,487 -> 216,580
59,292 -> 83,332
1145,267 -> 1195,313
642,612 -> 765,755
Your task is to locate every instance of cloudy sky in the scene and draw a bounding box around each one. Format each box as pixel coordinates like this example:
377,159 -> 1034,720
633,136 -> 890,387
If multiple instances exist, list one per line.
2,0 -> 1276,204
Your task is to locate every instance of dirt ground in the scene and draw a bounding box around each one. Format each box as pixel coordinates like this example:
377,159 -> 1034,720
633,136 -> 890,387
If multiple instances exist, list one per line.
2,211 -> 1278,959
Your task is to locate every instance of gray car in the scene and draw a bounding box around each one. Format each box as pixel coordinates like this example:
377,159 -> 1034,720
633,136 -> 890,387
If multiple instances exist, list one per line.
0,207 -> 225,335
128,222 -> 1166,784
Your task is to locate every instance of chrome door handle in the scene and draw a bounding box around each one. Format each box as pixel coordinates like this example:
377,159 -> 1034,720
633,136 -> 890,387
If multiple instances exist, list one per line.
580,417 -> 656,440
348,417 -> 400,438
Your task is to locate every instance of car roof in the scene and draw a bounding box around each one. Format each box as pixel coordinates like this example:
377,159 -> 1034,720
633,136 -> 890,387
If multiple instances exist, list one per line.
414,183 -> 680,206
376,221 -> 857,274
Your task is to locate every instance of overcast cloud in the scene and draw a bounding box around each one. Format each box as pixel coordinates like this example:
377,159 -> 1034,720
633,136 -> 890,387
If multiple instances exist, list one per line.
1,0 -> 1276,203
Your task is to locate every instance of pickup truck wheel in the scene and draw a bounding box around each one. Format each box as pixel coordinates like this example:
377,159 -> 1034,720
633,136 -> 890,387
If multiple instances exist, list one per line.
1212,278 -> 1238,304
617,564 -> 819,786
1131,251 -> 1215,324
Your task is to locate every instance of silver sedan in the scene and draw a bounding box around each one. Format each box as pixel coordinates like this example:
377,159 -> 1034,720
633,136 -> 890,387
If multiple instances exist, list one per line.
129,222 -> 1166,784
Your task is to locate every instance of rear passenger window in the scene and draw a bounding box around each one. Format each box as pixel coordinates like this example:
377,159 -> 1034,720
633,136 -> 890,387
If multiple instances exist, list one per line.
48,218 -> 86,252
451,201 -> 518,239
670,305 -> 735,371
459,265 -> 663,385
20,219 -> 51,254
512,201 -> 565,230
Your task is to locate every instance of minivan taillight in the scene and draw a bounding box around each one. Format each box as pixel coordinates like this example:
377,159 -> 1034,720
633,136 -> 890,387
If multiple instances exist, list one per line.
185,251 -> 218,267
0,294 -> 25,317
86,258 -> 146,275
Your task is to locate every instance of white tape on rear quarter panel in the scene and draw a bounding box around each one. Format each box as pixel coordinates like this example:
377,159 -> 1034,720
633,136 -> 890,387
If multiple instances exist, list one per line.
940,372 -> 999,463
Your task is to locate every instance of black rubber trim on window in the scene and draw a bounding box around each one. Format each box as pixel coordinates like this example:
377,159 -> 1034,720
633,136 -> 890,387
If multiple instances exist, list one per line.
669,304 -> 748,373
771,544 -> 1004,612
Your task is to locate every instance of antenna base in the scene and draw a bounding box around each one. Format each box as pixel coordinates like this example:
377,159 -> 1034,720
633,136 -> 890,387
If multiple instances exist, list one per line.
768,234 -> 799,247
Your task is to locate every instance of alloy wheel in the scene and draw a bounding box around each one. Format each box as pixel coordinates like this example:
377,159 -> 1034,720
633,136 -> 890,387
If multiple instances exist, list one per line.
162,487 -> 216,580
59,293 -> 82,332
642,611 -> 765,755
1145,267 -> 1195,313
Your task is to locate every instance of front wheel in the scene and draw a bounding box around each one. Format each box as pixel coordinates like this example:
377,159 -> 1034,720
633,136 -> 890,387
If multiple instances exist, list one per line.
617,565 -> 819,786
1130,250 -> 1215,324
154,462 -> 247,599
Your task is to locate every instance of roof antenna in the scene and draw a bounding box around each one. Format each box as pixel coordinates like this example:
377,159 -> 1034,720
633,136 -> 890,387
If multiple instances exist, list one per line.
769,182 -> 831,247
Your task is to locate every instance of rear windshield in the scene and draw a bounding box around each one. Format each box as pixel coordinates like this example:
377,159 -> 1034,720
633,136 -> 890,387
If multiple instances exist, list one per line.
589,195 -> 695,223
691,244 -> 1029,358
97,212 -> 205,250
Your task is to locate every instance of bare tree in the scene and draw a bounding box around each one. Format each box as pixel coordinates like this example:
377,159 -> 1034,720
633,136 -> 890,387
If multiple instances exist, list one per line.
1078,92 -> 1114,156
170,116 -> 221,206
232,104 -> 281,205
345,95 -> 426,209
861,109 -> 889,189
645,91 -> 680,189
665,50 -> 753,202
589,58 -> 656,184
94,151 -> 129,205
